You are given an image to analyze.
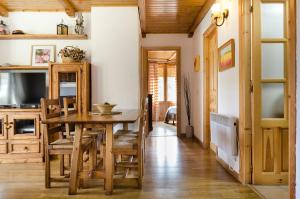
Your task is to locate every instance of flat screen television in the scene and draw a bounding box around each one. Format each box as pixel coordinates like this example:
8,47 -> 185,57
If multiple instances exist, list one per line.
0,70 -> 48,108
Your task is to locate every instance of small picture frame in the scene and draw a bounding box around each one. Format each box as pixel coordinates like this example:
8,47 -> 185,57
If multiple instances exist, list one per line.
218,39 -> 235,72
31,45 -> 56,66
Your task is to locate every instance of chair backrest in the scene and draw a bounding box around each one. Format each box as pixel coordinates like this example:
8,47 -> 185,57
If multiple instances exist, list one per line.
40,98 -> 63,146
63,97 -> 77,137
63,97 -> 77,116
137,98 -> 148,146
41,98 -> 61,120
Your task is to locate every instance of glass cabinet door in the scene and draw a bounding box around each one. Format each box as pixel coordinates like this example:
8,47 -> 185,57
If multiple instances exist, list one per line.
0,114 -> 7,140
58,72 -> 78,106
8,114 -> 40,139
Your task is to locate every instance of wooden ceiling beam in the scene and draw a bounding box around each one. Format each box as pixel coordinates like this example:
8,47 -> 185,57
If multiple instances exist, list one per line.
58,0 -> 76,17
188,0 -> 215,37
138,0 -> 146,38
0,3 -> 8,17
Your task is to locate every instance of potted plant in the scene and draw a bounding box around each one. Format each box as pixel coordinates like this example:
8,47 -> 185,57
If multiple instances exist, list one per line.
184,76 -> 193,138
58,46 -> 85,63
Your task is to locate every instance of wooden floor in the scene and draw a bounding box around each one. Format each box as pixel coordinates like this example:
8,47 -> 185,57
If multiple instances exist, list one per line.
0,123 -> 261,199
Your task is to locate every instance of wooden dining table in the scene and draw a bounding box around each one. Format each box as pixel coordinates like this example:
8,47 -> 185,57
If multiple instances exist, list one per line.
42,109 -> 140,195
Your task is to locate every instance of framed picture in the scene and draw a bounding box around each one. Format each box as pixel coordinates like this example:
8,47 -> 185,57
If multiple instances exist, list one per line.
194,55 -> 200,72
218,39 -> 235,72
31,45 -> 56,66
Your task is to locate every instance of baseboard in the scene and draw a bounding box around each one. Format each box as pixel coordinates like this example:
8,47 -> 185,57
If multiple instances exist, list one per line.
210,142 -> 217,154
247,185 -> 267,199
193,136 -> 205,148
216,156 -> 240,182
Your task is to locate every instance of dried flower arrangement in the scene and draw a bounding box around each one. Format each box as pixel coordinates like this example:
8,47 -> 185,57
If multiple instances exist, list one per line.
58,46 -> 85,63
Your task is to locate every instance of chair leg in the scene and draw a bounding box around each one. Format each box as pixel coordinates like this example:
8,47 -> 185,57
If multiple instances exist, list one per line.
45,153 -> 51,188
59,154 -> 65,176
89,139 -> 97,172
78,150 -> 84,189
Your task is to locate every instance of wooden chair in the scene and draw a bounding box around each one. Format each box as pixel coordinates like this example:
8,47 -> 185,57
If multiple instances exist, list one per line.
112,109 -> 146,188
40,98 -> 93,188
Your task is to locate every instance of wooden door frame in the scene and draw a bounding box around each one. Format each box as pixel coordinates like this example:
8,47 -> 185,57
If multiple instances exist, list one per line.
239,0 -> 296,198
141,47 -> 181,136
203,24 -> 218,149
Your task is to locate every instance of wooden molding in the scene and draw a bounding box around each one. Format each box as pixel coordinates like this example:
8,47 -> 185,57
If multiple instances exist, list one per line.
138,0 -> 146,37
188,0 -> 215,37
57,0 -> 76,17
0,34 -> 87,40
238,0 -> 254,185
288,0 -> 296,198
0,3 -> 8,17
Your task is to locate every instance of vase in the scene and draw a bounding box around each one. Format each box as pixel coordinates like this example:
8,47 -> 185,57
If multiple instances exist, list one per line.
186,125 -> 194,138
62,57 -> 75,63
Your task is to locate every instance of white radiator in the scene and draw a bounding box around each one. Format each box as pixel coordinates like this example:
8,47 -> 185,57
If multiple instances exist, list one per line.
210,112 -> 238,156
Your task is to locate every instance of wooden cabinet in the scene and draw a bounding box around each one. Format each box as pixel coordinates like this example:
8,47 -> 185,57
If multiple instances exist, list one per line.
49,62 -> 91,114
0,63 -> 91,163
0,110 -> 43,163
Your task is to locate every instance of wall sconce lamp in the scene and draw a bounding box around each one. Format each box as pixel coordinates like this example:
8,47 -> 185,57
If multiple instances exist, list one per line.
211,3 -> 229,27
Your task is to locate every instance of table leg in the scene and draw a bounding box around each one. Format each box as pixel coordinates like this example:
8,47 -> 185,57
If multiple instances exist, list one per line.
69,124 -> 83,195
123,123 -> 128,130
105,123 -> 113,195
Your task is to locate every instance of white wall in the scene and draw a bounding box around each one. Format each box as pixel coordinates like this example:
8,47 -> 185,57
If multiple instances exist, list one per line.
0,9 -> 141,110
192,0 -> 240,172
296,2 -> 300,198
0,12 -> 91,65
91,7 -> 140,109
142,34 -> 194,134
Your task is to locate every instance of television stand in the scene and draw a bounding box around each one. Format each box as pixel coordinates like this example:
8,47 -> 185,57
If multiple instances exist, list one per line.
0,66 -> 45,163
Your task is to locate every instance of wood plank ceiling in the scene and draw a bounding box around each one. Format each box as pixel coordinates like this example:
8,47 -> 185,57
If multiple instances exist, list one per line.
0,0 -> 210,35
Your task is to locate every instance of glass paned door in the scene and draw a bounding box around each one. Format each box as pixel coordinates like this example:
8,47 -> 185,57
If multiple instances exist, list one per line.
252,0 -> 289,184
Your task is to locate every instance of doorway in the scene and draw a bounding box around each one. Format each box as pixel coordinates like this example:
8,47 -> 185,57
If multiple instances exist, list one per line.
142,47 -> 181,136
203,24 -> 218,149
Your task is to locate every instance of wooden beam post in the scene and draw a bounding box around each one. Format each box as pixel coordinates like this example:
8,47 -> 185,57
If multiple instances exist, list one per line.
58,0 -> 76,17
138,0 -> 146,38
0,3 -> 8,17
188,0 -> 215,37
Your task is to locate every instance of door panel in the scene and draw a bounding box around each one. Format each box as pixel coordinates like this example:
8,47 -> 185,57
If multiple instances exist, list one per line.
252,0 -> 289,184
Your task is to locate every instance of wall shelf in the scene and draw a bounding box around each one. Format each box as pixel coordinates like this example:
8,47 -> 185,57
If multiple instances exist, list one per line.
0,34 -> 88,40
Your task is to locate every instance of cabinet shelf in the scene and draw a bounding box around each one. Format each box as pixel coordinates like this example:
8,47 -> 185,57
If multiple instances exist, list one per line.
0,34 -> 88,40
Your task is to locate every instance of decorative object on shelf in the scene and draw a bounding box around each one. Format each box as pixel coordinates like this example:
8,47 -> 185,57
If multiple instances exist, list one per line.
0,20 -> 9,35
58,46 -> 85,63
31,45 -> 56,66
219,39 -> 235,71
12,30 -> 25,34
211,2 -> 229,27
184,76 -> 193,138
93,103 -> 117,114
194,55 -> 200,72
75,13 -> 85,35
0,63 -> 11,67
57,19 -> 68,35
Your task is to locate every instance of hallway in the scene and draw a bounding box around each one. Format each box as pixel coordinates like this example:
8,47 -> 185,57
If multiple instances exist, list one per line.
0,123 -> 261,199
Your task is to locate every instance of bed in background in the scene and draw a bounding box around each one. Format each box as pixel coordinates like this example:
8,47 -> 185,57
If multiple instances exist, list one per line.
164,106 -> 177,125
